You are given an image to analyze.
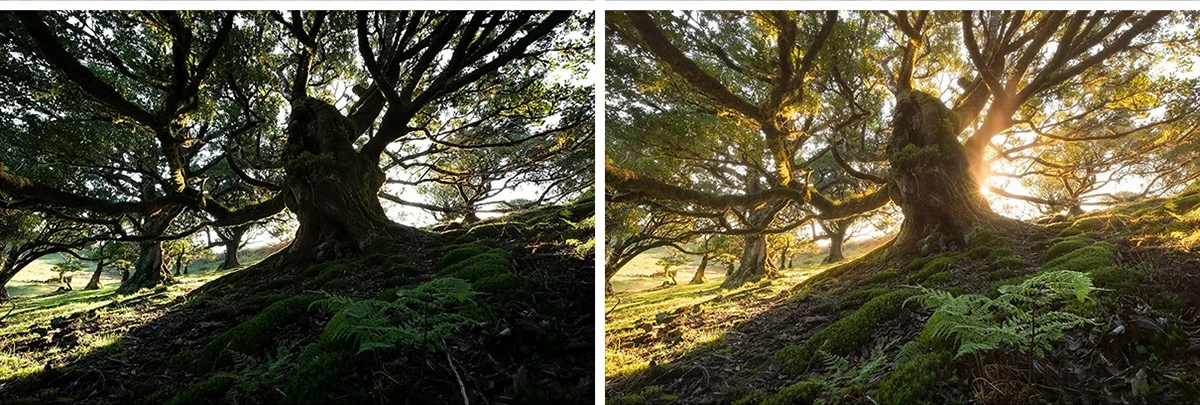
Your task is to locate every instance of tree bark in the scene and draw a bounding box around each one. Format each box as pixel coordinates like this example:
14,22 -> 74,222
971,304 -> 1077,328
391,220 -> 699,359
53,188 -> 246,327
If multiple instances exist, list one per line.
281,98 -> 400,264
824,229 -> 845,264
778,240 -> 789,270
887,90 -> 1006,256
84,259 -> 105,290
722,234 -> 769,288
118,240 -> 172,294
218,225 -> 246,270
0,262 -> 16,300
689,255 -> 709,284
822,219 -> 851,264
173,252 -> 184,277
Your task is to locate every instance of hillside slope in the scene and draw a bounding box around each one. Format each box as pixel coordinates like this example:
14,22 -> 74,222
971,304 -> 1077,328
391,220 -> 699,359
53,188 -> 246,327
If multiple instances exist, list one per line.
608,188 -> 1200,404
0,197 -> 595,405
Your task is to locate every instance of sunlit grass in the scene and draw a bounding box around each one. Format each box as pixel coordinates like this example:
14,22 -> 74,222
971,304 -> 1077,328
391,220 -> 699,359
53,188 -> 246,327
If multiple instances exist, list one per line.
604,241 -> 884,381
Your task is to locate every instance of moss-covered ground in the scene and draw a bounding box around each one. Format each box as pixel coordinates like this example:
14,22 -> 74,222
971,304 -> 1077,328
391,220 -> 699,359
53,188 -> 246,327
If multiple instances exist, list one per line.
0,196 -> 594,404
607,187 -> 1200,404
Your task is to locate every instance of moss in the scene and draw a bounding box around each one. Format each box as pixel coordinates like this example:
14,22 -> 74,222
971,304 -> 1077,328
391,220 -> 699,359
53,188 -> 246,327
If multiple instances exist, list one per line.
386,262 -> 418,276
761,381 -> 824,405
875,352 -> 950,405
842,288 -> 888,306
439,250 -> 512,282
966,227 -> 1003,249
359,252 -> 391,267
436,243 -> 490,269
777,290 -> 918,373
894,144 -> 941,166
166,375 -> 235,405
1042,235 -> 1095,262
990,256 -> 1030,271
264,276 -> 297,290
908,255 -> 958,284
859,269 -> 900,285
922,271 -> 952,286
306,262 -> 355,289
987,247 -> 1014,260
322,279 -> 350,290
1089,266 -> 1144,293
282,344 -> 354,404
199,295 -> 318,368
242,294 -> 288,309
984,268 -> 1019,281
965,245 -> 993,259
1043,242 -> 1117,273
473,274 -> 536,303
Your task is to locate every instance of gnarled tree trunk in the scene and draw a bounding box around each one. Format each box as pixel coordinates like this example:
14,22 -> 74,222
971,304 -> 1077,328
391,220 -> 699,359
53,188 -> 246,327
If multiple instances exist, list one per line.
282,98 -> 399,264
689,255 -> 709,284
723,234 -> 769,288
84,259 -> 105,290
218,225 -> 247,270
822,218 -> 851,264
887,91 -> 1005,256
118,208 -> 181,294
118,241 -> 171,294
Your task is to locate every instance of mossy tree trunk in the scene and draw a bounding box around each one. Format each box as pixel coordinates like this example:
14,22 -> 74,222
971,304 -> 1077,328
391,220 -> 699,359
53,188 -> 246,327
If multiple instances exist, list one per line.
84,258 -> 105,290
722,201 -> 784,288
282,98 -> 398,264
887,91 -> 1004,256
118,208 -> 181,294
723,234 -> 769,288
217,225 -> 247,270
689,255 -> 709,284
118,241 -> 171,294
778,239 -> 789,270
822,218 -> 851,264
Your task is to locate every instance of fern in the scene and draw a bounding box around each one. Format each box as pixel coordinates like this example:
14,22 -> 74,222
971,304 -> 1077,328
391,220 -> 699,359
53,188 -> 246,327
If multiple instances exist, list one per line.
907,270 -> 1099,358
316,278 -> 481,354
214,343 -> 296,401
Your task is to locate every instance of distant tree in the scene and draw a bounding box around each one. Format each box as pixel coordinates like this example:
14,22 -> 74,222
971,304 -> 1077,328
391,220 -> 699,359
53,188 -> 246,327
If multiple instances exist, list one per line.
655,250 -> 689,286
51,257 -> 85,290
604,204 -> 696,293
0,209 -> 91,299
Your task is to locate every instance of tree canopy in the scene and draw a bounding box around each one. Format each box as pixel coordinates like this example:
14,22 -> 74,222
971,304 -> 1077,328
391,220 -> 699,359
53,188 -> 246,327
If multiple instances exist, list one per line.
0,11 -> 594,292
606,10 -> 1200,287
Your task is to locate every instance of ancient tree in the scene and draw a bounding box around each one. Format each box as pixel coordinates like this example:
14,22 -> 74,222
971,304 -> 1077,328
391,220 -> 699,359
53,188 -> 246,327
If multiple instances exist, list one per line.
0,11 -> 593,291
606,11 -> 1196,286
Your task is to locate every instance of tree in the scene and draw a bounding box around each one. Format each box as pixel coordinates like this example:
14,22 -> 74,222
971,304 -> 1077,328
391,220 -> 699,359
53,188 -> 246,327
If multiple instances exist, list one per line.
0,209 -> 91,298
51,257 -> 85,290
655,250 -> 689,286
606,11 -> 1197,283
604,204 -> 696,293
0,11 -> 592,291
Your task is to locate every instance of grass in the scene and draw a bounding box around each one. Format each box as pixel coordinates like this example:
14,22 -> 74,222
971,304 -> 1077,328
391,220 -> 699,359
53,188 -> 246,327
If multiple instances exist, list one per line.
605,240 -> 882,380
0,249 -> 271,385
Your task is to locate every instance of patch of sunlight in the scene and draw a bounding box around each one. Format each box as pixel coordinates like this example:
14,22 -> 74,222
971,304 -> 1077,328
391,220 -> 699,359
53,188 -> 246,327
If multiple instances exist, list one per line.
1166,229 -> 1200,250
0,346 -> 41,381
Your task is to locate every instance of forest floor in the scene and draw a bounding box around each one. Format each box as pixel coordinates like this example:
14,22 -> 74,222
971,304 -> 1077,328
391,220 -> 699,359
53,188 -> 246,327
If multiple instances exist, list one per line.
0,197 -> 595,405
607,187 -> 1200,405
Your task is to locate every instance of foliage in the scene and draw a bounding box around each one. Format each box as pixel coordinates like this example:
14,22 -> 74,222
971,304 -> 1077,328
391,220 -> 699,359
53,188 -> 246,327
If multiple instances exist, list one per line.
777,289 -> 917,373
875,350 -> 950,405
908,270 -> 1100,357
315,278 -> 480,354
199,295 -> 318,368
209,343 -> 297,402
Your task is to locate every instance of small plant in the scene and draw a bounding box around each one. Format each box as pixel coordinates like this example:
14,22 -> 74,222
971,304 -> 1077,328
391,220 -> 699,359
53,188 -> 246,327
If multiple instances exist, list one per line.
315,278 -> 481,353
214,343 -> 297,401
908,270 -> 1100,358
